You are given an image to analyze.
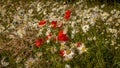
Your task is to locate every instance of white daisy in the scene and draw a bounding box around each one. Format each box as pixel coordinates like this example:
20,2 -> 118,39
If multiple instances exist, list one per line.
51,46 -> 57,54
64,49 -> 74,61
77,43 -> 87,54
65,64 -> 71,68
25,58 -> 35,68
16,57 -> 22,63
82,25 -> 90,33
35,52 -> 42,58
28,9 -> 33,14
1,57 -> 9,67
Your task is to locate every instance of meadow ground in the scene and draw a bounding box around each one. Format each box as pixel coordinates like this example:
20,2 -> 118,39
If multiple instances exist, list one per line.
0,0 -> 120,68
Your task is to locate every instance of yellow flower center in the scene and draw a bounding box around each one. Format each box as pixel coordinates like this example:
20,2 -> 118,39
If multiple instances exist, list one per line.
81,47 -> 85,51
66,49 -> 71,55
60,44 -> 65,50
28,61 -> 33,66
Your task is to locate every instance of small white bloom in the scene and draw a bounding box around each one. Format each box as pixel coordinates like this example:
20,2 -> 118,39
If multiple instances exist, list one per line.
77,43 -> 87,54
35,52 -> 42,58
65,64 -> 71,68
107,17 -> 113,22
36,28 -> 43,37
111,9 -> 116,14
25,58 -> 35,68
43,10 -> 47,15
115,47 -> 118,50
37,3 -> 41,12
111,40 -> 116,46
51,46 -> 57,54
1,57 -> 9,67
89,17 -> 96,26
101,4 -> 105,8
64,49 -> 74,61
101,12 -> 109,21
46,29 -> 51,36
82,25 -> 90,33
71,34 -> 75,39
71,22 -> 75,28
108,28 -> 117,34
71,29 -> 76,39
63,27 -> 68,34
46,40 -> 50,43
28,9 -> 33,14
72,29 -> 76,34
93,36 -> 96,40
16,57 -> 22,63
87,37 -> 92,41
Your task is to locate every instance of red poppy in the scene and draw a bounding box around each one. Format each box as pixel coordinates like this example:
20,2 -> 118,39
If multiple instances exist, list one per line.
46,36 -> 49,40
64,14 -> 70,19
58,30 -> 69,41
64,9 -> 71,19
35,38 -> 44,47
76,42 -> 81,47
58,30 -> 64,36
59,50 -> 65,57
51,21 -> 57,28
65,9 -> 71,15
39,20 -> 46,25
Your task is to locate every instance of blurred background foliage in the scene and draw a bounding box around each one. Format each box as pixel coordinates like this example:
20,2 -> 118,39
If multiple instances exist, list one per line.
1,0 -> 120,10
2,0 -> 120,4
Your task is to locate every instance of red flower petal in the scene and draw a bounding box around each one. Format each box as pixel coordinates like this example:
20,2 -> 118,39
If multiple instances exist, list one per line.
76,42 -> 81,47
59,50 -> 65,57
35,38 -> 44,47
58,30 -> 69,41
39,20 -> 46,25
46,36 -> 49,40
65,9 -> 71,15
51,21 -> 57,28
58,30 -> 64,36
64,14 -> 70,19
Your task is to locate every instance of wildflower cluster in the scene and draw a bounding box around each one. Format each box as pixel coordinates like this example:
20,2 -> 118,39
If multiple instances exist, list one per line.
0,0 -> 120,68
34,9 -> 88,61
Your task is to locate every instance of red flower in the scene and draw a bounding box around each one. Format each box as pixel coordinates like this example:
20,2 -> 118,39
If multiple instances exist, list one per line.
65,9 -> 71,15
64,9 -> 71,19
76,42 -> 81,47
39,20 -> 46,25
59,50 -> 65,57
46,36 -> 49,40
64,14 -> 70,19
48,33 -> 52,36
58,30 -> 69,41
35,38 -> 44,47
51,21 -> 57,28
